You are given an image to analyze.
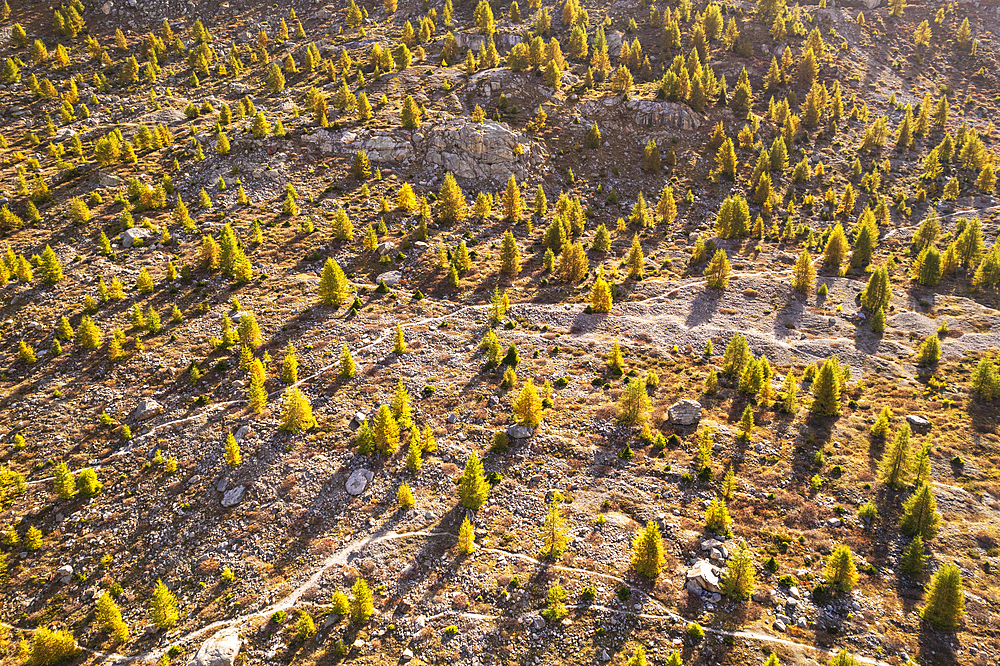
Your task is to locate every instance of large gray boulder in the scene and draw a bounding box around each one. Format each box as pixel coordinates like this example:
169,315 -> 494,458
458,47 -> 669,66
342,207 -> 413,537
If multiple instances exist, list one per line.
187,627 -> 241,666
120,227 -> 155,248
222,486 -> 245,507
132,398 -> 163,421
667,399 -> 702,426
507,424 -> 534,440
346,469 -> 373,496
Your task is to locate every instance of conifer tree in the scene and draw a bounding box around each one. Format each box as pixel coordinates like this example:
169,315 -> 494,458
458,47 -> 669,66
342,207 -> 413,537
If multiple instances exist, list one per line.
512,379 -> 543,426
457,515 -> 476,554
811,356 -> 842,416
823,224 -> 849,269
781,371 -> 798,413
721,540 -> 756,600
78,316 -> 102,349
630,520 -> 665,579
861,264 -> 892,313
437,172 -> 467,224
792,249 -> 815,294
590,273 -> 613,313
704,249 -> 732,289
351,578 -> 375,625
704,497 -> 731,533
738,404 -> 754,440
149,579 -> 179,628
40,245 -> 64,284
225,431 -> 241,466
900,482 -> 941,540
282,341 -> 299,383
871,406 -> 892,438
921,563 -> 965,629
401,94 -> 422,129
397,481 -> 415,508
825,544 -> 859,592
52,462 -> 77,500
339,344 -> 356,378
500,230 -> 521,275
458,451 -> 489,510
879,423 -> 912,489
900,535 -> 926,575
393,323 -> 407,354
540,493 -> 568,559
502,175 -> 523,222
95,591 -> 129,642
248,359 -> 267,413
318,257 -> 350,305
374,404 -> 401,455
278,387 -> 315,433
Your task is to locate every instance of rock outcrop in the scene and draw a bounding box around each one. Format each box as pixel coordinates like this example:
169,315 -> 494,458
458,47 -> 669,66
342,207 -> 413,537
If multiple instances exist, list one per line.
301,118 -> 547,184
667,399 -> 702,425
576,97 -> 704,130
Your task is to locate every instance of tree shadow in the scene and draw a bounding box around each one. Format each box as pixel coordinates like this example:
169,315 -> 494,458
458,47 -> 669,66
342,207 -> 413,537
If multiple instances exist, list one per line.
684,286 -> 722,328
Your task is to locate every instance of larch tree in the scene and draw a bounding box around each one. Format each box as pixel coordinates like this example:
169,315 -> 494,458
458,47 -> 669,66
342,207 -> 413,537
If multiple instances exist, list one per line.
373,404 -> 401,455
278,387 -> 315,433
500,230 -> 522,275
878,423 -> 912,489
900,482 -> 941,541
824,544 -> 859,592
512,379 -> 543,426
721,540 -> 756,600
458,452 -> 490,510
630,520 -> 665,579
149,579 -> 179,629
920,563 -> 965,630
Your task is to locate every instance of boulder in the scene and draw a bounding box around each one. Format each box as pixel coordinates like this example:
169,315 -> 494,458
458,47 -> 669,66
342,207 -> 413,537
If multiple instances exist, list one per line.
98,171 -> 124,188
221,486 -> 245,507
346,468 -> 374,496
187,627 -> 242,666
906,414 -> 931,429
667,399 -> 702,426
349,412 -> 367,430
377,241 -> 397,257
132,398 -> 163,421
507,424 -> 534,440
685,559 -> 721,593
120,227 -> 156,248
378,271 -> 402,286
53,564 -> 73,584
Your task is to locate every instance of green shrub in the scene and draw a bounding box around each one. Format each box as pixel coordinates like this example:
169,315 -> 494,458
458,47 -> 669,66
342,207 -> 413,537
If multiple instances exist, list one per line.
686,622 -> 705,640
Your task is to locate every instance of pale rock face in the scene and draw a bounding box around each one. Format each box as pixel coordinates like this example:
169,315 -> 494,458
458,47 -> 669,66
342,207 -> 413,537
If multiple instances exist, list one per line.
301,118 -> 546,185
187,627 -> 242,666
667,399 -> 702,425
132,398 -> 163,420
347,468 -> 374,496
576,98 -> 704,130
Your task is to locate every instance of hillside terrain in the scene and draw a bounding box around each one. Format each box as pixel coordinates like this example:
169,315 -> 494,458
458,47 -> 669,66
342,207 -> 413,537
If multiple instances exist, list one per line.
0,0 -> 999,665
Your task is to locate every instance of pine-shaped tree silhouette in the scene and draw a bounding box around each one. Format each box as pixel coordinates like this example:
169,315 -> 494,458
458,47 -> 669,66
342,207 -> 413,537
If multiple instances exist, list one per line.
458,452 -> 489,510
630,520 -> 665,578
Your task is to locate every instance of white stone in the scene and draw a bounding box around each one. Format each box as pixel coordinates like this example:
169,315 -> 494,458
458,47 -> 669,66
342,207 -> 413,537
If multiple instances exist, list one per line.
685,560 -> 721,593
